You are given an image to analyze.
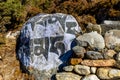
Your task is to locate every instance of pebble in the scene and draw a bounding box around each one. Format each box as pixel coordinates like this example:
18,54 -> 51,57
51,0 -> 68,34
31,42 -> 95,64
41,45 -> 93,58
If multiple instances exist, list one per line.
72,46 -> 86,58
90,67 -> 97,74
76,31 -> 105,49
82,74 -> 100,80
63,65 -> 74,72
103,50 -> 116,59
74,65 -> 90,75
86,51 -> 103,60
56,72 -> 82,80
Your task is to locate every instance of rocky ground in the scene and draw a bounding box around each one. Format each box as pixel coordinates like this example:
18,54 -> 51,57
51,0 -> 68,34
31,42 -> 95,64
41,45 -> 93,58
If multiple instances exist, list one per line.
0,36 -> 34,80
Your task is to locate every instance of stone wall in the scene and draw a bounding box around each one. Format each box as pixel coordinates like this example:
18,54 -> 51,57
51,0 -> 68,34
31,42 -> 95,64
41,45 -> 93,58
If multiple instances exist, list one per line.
55,23 -> 120,80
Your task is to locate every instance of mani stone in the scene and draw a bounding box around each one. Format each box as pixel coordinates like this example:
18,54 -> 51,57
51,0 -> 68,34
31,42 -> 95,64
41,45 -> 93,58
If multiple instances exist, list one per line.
103,50 -> 116,59
86,23 -> 102,34
70,58 -> 82,65
72,46 -> 86,58
105,30 -> 120,49
76,31 -> 105,49
81,59 -> 116,67
74,65 -> 90,75
76,40 -> 88,47
86,51 -> 103,60
97,68 -> 120,79
82,74 -> 100,80
56,72 -> 82,80
16,13 -> 81,80
63,65 -> 74,72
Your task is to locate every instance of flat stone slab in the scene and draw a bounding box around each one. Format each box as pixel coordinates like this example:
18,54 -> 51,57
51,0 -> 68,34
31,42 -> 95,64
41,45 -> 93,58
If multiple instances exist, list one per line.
81,59 -> 116,67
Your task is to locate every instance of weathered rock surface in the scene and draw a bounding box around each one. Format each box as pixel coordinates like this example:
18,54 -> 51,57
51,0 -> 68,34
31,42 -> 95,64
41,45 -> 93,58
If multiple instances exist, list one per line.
103,50 -> 116,59
97,68 -> 111,79
63,65 -> 74,72
74,65 -> 90,75
81,59 -> 116,67
115,52 -> 120,61
16,13 -> 81,80
76,40 -> 88,47
86,51 -> 103,60
105,30 -> 120,49
76,31 -> 105,49
97,68 -> 120,79
56,72 -> 82,80
82,74 -> 100,80
91,67 -> 97,74
70,58 -> 82,65
86,23 -> 101,34
72,46 -> 86,58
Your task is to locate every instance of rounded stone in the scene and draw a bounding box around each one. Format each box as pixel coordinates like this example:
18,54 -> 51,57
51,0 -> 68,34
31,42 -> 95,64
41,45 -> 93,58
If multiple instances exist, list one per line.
91,67 -> 97,74
56,72 -> 82,80
82,74 -> 100,80
74,65 -> 90,75
103,50 -> 116,59
76,31 -> 105,49
72,46 -> 86,58
63,65 -> 74,72
86,51 -> 103,60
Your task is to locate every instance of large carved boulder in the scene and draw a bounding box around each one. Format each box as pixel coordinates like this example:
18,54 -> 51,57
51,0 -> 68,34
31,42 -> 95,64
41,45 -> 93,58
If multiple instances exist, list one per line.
16,13 -> 81,80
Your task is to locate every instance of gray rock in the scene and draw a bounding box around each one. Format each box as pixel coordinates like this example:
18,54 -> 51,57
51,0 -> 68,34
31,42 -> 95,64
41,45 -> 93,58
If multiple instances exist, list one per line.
76,40 -> 88,47
63,65 -> 74,72
16,13 -> 81,80
74,65 -> 90,75
105,30 -> 120,49
91,67 -> 97,74
72,46 -> 86,58
56,72 -> 82,80
86,51 -> 103,60
86,23 -> 102,34
97,68 -> 120,79
76,31 -> 105,49
82,74 -> 100,80
101,23 -> 120,35
115,52 -> 120,61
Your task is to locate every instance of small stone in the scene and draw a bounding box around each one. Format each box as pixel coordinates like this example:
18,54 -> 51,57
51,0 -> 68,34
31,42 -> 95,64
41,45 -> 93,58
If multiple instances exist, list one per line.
103,50 -> 116,59
70,58 -> 82,65
74,65 -> 90,75
86,23 -> 102,34
86,51 -> 103,60
109,69 -> 120,78
90,67 -> 97,74
76,31 -> 105,49
82,74 -> 100,80
63,65 -> 74,72
72,46 -> 86,58
97,68 -> 120,79
81,59 -> 116,67
115,52 -> 120,61
56,72 -> 82,80
97,68 -> 111,79
105,30 -> 120,49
